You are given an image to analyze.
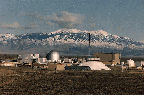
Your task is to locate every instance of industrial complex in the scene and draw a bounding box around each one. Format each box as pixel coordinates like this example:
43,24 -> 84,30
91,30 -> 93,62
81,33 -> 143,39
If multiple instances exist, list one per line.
0,33 -> 143,71
0,49 -> 144,71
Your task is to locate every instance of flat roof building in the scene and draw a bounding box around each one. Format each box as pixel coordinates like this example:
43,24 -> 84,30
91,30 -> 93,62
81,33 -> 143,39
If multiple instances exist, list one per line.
93,52 -> 121,65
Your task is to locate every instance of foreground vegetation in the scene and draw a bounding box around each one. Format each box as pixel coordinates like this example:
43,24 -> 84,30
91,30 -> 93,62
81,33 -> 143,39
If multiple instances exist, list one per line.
0,66 -> 144,94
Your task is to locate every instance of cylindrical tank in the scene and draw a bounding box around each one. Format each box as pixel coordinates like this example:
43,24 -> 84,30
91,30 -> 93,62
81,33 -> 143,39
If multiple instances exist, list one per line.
127,59 -> 135,67
121,62 -> 124,65
46,50 -> 60,62
68,59 -> 72,63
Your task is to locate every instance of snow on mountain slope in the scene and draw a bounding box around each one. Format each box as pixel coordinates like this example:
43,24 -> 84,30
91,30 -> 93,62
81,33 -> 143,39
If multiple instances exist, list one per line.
0,29 -> 143,51
48,29 -> 143,50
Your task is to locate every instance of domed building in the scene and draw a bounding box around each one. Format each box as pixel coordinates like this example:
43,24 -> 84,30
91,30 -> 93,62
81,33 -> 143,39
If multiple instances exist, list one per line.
79,61 -> 111,70
46,50 -> 60,62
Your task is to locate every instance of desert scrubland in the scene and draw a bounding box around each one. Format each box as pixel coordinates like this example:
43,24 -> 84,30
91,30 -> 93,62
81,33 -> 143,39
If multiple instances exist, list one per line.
0,66 -> 144,94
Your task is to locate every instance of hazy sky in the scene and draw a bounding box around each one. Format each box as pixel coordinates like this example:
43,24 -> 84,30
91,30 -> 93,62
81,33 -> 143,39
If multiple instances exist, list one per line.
0,0 -> 144,41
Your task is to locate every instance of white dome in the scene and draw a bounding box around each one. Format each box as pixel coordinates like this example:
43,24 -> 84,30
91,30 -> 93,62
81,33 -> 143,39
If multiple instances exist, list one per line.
79,61 -> 111,70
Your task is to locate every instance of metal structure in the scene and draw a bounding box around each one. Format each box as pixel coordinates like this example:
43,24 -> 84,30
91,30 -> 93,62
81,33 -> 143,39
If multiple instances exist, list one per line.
46,50 -> 60,62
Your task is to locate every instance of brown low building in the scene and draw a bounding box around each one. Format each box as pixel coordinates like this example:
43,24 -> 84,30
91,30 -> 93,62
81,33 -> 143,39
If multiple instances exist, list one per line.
93,52 -> 121,65
48,63 -> 65,70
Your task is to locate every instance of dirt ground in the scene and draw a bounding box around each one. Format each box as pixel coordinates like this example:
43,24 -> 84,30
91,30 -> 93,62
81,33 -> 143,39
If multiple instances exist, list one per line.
0,66 -> 144,94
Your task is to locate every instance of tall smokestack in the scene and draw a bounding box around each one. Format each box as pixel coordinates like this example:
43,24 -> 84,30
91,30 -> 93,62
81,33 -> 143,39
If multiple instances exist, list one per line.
88,33 -> 90,55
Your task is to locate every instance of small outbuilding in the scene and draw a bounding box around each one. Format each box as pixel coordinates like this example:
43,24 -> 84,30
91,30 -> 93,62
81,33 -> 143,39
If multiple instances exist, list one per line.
47,63 -> 64,70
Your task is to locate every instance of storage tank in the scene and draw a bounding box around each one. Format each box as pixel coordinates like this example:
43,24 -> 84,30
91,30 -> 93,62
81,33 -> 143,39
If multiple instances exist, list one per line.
46,50 -> 60,62
121,62 -> 124,65
141,61 -> 144,66
127,59 -> 135,67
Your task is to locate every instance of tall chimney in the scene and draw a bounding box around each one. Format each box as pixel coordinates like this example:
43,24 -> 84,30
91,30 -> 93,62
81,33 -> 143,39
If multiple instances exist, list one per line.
88,33 -> 90,55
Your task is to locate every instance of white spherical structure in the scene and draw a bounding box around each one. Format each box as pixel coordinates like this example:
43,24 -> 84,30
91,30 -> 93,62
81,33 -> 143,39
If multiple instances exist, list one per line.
47,50 -> 60,62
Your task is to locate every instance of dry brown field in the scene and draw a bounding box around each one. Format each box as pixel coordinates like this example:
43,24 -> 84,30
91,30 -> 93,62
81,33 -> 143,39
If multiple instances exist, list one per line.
0,66 -> 144,94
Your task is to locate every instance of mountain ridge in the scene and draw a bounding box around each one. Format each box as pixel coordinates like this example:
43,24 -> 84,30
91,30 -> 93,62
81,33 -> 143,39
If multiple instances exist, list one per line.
0,29 -> 143,56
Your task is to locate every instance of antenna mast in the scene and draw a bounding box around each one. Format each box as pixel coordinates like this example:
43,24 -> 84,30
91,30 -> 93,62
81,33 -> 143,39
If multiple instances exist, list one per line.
88,33 -> 90,56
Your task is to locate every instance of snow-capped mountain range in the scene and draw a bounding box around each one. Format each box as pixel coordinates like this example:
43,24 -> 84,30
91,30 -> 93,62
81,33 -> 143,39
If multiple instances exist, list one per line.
0,29 -> 143,56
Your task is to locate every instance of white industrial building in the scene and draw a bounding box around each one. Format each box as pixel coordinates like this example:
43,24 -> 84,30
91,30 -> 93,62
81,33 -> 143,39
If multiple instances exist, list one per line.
19,54 -> 40,64
127,59 -> 135,67
38,58 -> 47,64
